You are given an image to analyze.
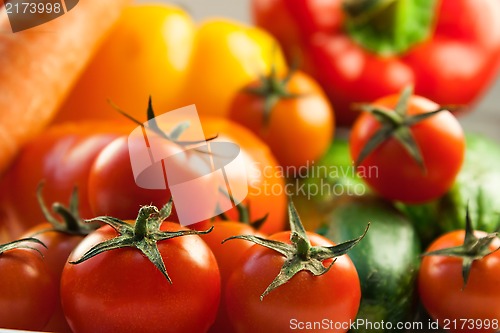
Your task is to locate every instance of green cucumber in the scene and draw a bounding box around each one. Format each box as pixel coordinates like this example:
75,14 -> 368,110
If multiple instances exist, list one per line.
320,195 -> 421,333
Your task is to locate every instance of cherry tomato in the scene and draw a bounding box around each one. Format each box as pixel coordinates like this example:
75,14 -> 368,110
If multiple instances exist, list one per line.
87,133 -> 216,228
22,224 -> 83,284
61,221 -> 221,333
203,222 -> 263,285
350,90 -> 465,203
225,231 -> 361,333
0,239 -> 57,331
201,118 -> 287,234
20,187 -> 94,333
419,230 -> 500,333
229,70 -> 334,168
0,122 -> 131,235
21,225 -> 81,333
202,221 -> 263,333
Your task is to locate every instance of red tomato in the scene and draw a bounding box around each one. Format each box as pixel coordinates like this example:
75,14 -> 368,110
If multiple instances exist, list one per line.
22,225 -> 81,333
229,70 -> 334,168
202,221 -> 263,333
87,132 -> 217,228
419,230 -> 500,333
22,226 -> 85,281
87,135 -> 179,219
0,206 -> 12,243
19,188 -> 92,333
202,222 -> 263,286
0,122 -> 131,235
61,221 -> 220,333
201,118 -> 287,234
350,91 -> 465,203
225,231 -> 361,333
0,239 -> 57,331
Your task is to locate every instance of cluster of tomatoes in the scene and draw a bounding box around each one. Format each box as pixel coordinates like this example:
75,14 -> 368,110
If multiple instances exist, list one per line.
0,91 -> 356,333
0,114 -> 260,332
1,1 -> 500,333
1,74 -> 499,333
351,89 -> 500,333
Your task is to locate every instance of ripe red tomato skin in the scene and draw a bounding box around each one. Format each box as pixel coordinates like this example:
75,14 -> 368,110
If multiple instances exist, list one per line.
22,224 -> 83,279
0,122 -> 131,236
202,222 -> 263,285
21,224 -> 84,333
202,221 -> 263,333
0,248 -> 57,331
87,135 -> 218,228
225,231 -> 360,333
61,222 -> 221,333
349,94 -> 465,204
419,231 -> 500,333
87,136 -> 175,220
201,118 -> 287,235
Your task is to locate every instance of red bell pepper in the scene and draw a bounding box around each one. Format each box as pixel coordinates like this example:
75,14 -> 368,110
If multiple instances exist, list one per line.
252,0 -> 500,126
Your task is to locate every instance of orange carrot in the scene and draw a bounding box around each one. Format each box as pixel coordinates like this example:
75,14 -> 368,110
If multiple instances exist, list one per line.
0,0 -> 131,174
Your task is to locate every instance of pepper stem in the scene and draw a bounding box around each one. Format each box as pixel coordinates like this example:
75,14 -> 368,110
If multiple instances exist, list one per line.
343,0 -> 438,55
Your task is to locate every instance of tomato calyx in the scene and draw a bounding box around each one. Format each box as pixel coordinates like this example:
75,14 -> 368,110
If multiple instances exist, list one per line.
0,237 -> 47,256
355,85 -> 447,173
70,200 -> 214,283
422,206 -> 500,288
37,183 -> 97,236
217,190 -> 269,229
223,199 -> 369,299
343,0 -> 438,56
112,97 -> 217,147
245,64 -> 300,126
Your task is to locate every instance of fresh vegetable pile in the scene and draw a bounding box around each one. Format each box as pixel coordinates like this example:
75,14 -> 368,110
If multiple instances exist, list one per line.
1,1 -> 500,332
